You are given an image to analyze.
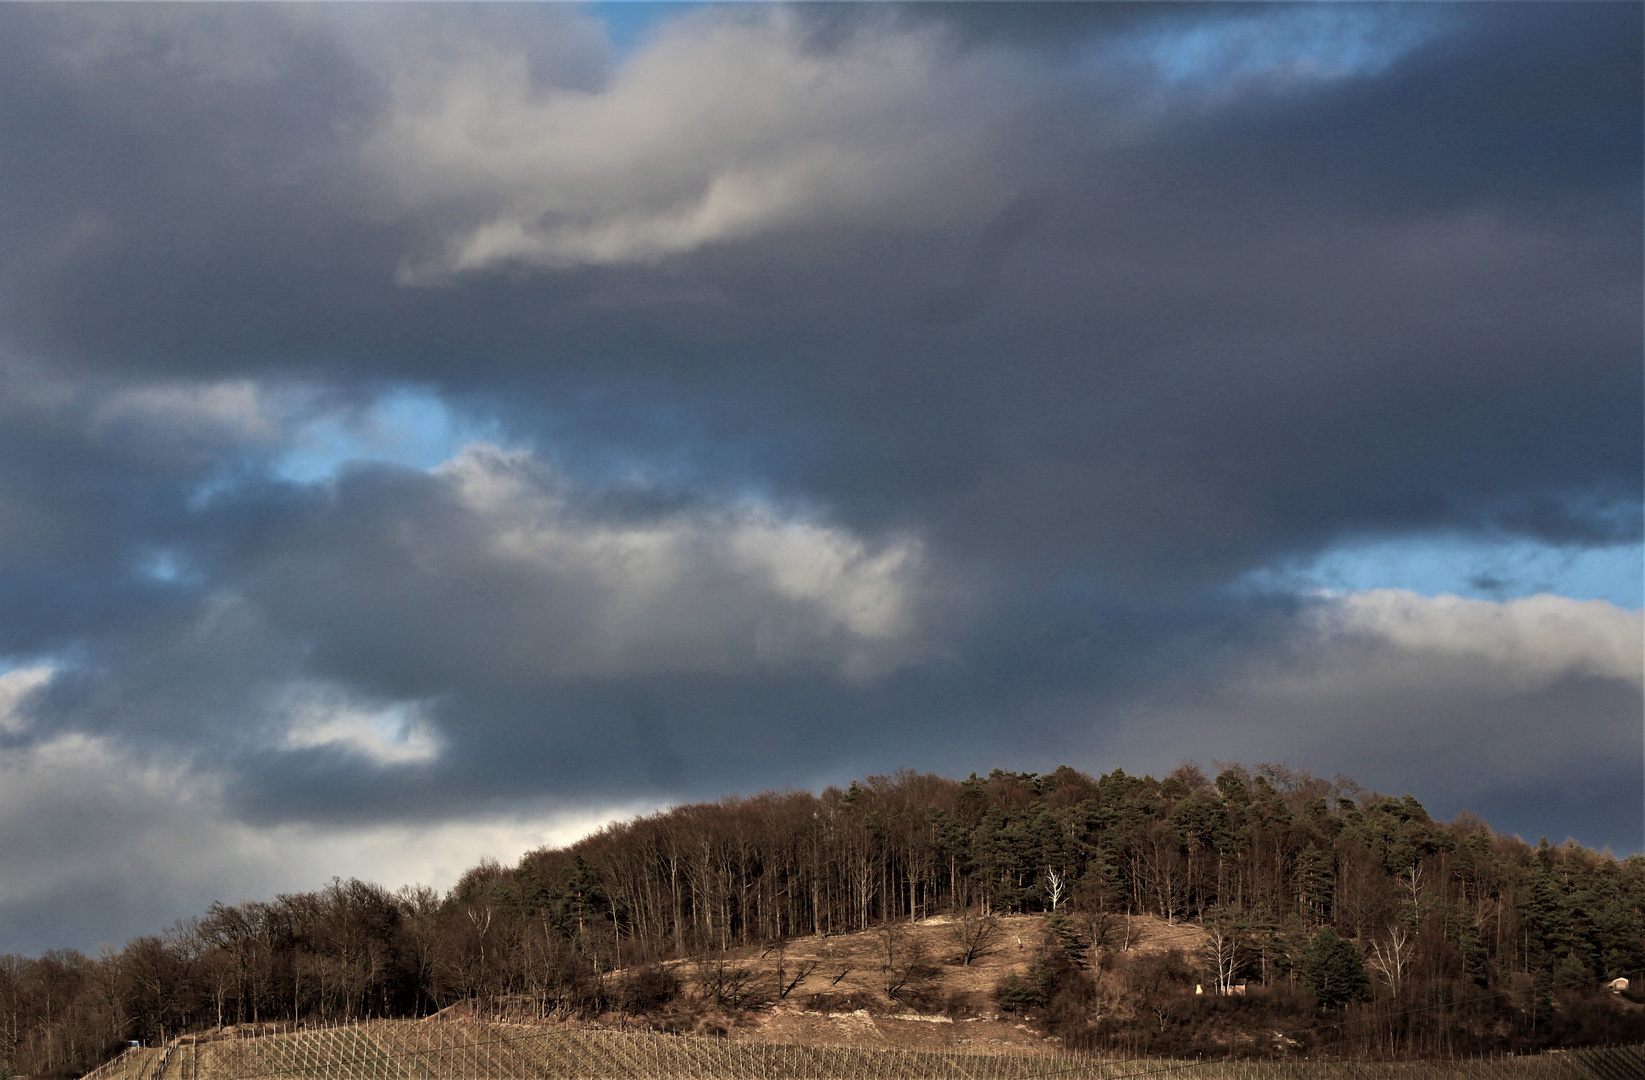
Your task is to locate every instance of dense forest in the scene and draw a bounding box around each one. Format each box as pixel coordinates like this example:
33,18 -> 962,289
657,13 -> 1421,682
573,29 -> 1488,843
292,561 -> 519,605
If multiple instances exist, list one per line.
4,765 -> 1643,1076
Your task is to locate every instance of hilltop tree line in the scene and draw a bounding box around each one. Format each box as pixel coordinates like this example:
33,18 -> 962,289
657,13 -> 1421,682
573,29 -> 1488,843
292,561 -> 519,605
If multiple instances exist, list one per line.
3,765 -> 1642,1075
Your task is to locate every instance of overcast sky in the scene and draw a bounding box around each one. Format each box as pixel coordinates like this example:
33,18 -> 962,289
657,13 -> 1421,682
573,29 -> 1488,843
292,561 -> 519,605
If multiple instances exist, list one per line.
0,2 -> 1639,955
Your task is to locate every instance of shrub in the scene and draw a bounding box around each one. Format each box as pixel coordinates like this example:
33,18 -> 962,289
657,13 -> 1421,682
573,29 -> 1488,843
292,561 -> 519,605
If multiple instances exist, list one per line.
995,964 -> 1049,1014
615,964 -> 681,1013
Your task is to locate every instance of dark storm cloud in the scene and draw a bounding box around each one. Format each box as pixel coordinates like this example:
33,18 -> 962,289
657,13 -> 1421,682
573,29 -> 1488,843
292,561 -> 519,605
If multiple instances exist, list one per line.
0,3 -> 1633,583
0,365 -> 260,657
0,3 -> 1638,950
0,3 -> 607,377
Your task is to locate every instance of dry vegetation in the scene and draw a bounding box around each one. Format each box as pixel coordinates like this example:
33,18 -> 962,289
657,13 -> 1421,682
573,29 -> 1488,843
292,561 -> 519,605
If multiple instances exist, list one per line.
635,912 -> 1201,1054
77,916 -> 1643,1080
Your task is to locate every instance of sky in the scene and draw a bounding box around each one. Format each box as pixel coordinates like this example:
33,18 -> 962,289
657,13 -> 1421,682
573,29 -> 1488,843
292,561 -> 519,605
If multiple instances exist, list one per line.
0,2 -> 1639,956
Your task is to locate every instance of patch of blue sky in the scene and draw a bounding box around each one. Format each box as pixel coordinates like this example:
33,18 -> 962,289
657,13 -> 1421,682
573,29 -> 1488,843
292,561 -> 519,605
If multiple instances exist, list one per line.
1131,4 -> 1443,89
273,387 -> 502,485
588,2 -> 705,62
1247,535 -> 1644,609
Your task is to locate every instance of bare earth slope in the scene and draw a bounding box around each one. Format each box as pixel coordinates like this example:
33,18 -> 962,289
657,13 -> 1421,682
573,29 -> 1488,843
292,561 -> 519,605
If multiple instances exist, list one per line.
681,913 -> 1202,1053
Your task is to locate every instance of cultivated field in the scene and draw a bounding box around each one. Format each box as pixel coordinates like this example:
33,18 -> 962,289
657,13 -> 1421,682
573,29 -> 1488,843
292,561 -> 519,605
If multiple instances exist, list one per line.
81,1021 -> 1645,1080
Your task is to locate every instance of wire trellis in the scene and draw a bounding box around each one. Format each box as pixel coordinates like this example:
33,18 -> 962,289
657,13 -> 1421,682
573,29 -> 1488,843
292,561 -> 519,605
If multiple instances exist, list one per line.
76,1020 -> 1645,1080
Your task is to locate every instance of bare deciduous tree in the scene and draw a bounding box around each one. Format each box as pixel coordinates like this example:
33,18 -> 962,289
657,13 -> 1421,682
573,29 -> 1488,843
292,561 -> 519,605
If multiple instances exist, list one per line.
1367,922 -> 1415,996
946,910 -> 1002,967
1044,868 -> 1067,911
880,926 -> 938,1003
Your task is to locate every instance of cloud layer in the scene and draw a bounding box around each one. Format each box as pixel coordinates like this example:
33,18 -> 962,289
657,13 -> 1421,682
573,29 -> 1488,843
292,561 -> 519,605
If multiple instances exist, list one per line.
373,7 -> 1028,276
1102,591 -> 1642,810
0,3 -> 1637,952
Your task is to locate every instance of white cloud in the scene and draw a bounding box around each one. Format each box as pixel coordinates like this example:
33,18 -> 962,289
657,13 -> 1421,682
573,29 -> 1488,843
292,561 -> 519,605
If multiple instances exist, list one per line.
1322,589 -> 1643,689
280,685 -> 442,766
436,444 -> 937,680
94,379 -> 284,444
0,666 -> 53,733
0,363 -> 310,466
365,8 -> 1031,276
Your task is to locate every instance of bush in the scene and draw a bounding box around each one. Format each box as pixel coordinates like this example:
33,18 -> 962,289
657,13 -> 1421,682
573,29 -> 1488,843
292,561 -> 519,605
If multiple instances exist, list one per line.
996,945 -> 1092,1016
614,964 -> 681,1013
995,965 -> 1049,1014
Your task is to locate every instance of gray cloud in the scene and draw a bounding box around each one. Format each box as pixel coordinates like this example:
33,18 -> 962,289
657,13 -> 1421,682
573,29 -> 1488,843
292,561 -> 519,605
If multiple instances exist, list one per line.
1098,591 -> 1644,850
0,3 -> 1637,951
0,5 -> 1634,576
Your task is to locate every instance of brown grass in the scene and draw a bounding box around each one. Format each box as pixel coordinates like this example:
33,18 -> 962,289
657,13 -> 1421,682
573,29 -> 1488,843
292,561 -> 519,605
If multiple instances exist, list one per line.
647,911 -> 1205,1053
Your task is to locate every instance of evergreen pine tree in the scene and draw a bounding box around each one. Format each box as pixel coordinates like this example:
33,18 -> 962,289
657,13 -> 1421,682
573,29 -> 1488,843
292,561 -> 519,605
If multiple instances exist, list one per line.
1459,924 -> 1491,988
1296,844 -> 1334,927
1302,927 -> 1369,1008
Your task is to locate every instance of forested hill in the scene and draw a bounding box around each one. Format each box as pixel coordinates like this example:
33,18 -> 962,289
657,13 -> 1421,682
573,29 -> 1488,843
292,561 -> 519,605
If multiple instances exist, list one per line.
516,764 -> 1640,979
6,765 -> 1644,1075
